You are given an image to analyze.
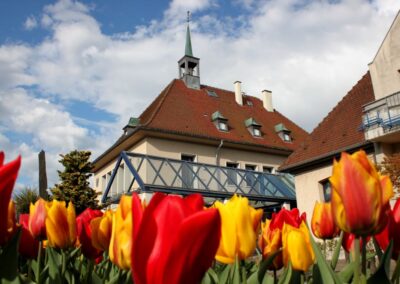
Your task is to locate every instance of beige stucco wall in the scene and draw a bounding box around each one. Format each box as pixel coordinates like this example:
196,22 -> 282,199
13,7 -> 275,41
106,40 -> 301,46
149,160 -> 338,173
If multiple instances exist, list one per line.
369,12 -> 400,100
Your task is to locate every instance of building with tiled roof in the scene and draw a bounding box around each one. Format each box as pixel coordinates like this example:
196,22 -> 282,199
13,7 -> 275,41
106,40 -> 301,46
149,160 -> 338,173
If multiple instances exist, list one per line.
92,20 -> 309,201
280,11 -> 400,224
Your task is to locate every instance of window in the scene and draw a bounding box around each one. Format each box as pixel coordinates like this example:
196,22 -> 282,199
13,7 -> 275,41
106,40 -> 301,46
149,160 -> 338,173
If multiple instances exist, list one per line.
206,89 -> 218,97
245,165 -> 256,186
320,179 -> 332,202
181,154 -> 196,188
253,128 -> 261,137
218,121 -> 228,131
246,100 -> 253,106
283,132 -> 291,142
226,162 -> 239,185
263,166 -> 273,173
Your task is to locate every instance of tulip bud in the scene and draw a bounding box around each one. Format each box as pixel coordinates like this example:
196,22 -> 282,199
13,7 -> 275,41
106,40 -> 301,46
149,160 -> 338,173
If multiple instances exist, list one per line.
19,214 -> 39,259
76,208 -> 103,259
91,210 -> 113,251
330,150 -> 393,236
311,201 -> 339,239
214,195 -> 263,264
282,221 -> 315,272
29,198 -> 47,240
46,200 -> 77,249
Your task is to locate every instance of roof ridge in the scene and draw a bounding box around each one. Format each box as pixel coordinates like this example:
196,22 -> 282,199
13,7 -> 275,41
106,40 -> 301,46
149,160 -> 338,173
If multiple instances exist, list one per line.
140,79 -> 177,126
309,71 -> 370,134
273,109 -> 309,134
201,84 -> 263,102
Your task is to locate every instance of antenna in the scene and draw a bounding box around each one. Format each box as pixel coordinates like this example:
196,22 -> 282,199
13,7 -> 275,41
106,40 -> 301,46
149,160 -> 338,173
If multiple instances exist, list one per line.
187,11 -> 191,23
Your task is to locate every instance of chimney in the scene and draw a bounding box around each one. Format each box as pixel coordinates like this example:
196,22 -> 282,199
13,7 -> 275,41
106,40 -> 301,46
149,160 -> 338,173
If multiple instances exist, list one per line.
262,89 -> 273,112
234,81 -> 243,106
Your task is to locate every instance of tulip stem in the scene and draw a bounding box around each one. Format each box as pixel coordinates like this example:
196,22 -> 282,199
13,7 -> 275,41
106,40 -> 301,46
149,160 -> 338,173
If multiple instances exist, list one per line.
36,241 -> 42,283
273,269 -> 277,284
361,236 -> 367,276
353,237 -> 361,284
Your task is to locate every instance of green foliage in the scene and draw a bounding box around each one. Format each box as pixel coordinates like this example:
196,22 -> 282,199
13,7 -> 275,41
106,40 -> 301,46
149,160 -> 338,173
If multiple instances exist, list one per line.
51,150 -> 100,214
13,187 -> 39,216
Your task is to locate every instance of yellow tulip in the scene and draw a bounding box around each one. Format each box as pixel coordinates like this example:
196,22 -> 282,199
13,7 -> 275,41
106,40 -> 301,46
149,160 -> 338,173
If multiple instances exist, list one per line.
282,221 -> 315,272
46,200 -> 77,249
90,210 -> 113,251
214,195 -> 263,264
258,219 -> 283,270
109,195 -> 132,270
330,150 -> 393,236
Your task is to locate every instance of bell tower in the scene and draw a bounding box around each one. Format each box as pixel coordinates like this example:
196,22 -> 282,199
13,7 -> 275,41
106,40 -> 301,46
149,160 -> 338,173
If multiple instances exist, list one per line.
178,12 -> 200,90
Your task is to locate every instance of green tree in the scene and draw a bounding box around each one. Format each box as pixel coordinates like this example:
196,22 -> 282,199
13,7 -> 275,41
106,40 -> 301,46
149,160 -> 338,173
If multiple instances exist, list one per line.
13,187 -> 39,216
51,150 -> 100,214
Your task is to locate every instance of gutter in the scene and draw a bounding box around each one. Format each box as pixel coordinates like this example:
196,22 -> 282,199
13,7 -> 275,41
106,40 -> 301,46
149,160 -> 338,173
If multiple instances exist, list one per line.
215,139 -> 224,166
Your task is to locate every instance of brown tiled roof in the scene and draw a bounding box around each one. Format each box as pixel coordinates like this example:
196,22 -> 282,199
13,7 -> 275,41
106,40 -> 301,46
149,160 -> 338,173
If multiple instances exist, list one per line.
280,72 -> 374,171
138,79 -> 309,151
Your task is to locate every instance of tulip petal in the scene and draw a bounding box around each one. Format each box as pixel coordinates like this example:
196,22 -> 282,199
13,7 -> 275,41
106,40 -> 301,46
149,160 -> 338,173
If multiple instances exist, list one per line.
162,209 -> 221,284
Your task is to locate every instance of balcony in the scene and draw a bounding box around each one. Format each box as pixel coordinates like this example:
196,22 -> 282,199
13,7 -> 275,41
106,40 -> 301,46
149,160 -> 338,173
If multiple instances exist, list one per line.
101,152 -> 297,210
362,91 -> 400,143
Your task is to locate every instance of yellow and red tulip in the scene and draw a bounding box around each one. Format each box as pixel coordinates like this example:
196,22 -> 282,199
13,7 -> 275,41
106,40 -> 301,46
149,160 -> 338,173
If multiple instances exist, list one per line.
131,193 -> 221,284
29,198 -> 47,240
76,208 -> 103,259
258,208 -> 306,270
330,150 -> 393,236
375,198 -> 400,259
282,221 -> 315,272
90,210 -> 113,251
0,153 -> 21,246
46,200 -> 77,249
311,201 -> 339,239
214,194 -> 262,264
18,214 -> 39,259
109,195 -> 133,270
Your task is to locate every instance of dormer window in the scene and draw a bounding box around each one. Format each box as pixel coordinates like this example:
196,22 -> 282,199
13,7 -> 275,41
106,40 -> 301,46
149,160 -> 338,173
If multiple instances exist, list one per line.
245,118 -> 262,137
211,111 -> 229,132
275,123 -> 292,142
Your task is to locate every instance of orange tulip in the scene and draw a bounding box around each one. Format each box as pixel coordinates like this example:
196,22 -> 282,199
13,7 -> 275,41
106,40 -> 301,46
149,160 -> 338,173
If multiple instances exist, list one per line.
29,198 -> 47,240
0,153 -> 21,246
330,150 -> 393,236
90,210 -> 113,251
110,195 -> 134,270
311,201 -> 339,239
46,200 -> 77,249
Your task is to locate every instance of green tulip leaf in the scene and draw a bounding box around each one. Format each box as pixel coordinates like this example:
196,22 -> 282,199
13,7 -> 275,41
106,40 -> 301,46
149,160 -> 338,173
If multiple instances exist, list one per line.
367,240 -> 393,284
307,225 -> 342,284
277,262 -> 292,284
201,268 -> 219,284
372,237 -> 383,261
47,248 -> 62,284
338,262 -> 355,283
218,264 -> 231,284
331,231 -> 344,270
312,264 -> 324,284
231,258 -> 241,284
0,229 -> 21,281
257,249 -> 281,283
261,274 -> 274,284
391,255 -> 400,282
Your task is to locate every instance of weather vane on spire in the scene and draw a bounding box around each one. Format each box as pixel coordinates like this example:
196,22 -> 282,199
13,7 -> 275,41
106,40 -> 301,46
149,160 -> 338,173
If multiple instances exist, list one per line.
187,11 -> 191,24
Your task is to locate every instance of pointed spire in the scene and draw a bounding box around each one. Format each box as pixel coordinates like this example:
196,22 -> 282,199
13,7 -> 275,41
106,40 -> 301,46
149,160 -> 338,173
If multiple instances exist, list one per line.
185,11 -> 193,57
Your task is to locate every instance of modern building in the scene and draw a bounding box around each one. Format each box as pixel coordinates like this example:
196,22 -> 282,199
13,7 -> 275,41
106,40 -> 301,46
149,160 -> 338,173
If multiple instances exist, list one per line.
92,21 -> 309,208
280,11 -> 400,223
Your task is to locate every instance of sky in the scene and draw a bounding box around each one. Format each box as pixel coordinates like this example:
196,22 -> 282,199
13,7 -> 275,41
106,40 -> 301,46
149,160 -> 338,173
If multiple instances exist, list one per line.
0,0 -> 399,190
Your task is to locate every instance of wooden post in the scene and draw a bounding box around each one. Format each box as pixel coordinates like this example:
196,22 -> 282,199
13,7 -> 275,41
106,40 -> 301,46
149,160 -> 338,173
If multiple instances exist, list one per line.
38,150 -> 48,199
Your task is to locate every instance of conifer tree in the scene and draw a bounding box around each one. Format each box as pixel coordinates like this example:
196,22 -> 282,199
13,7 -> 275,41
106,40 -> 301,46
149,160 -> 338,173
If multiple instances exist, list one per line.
51,150 -> 100,214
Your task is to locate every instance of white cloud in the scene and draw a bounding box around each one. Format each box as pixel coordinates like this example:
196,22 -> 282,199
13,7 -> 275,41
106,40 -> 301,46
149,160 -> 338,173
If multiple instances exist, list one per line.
1,0 -> 399,188
24,15 -> 38,30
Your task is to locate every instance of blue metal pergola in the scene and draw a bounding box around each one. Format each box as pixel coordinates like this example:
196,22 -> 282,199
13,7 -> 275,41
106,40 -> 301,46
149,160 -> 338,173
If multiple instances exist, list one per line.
101,152 -> 297,209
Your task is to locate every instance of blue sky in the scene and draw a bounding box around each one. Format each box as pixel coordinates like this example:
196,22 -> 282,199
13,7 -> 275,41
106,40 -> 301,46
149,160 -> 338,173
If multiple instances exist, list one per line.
0,0 -> 398,190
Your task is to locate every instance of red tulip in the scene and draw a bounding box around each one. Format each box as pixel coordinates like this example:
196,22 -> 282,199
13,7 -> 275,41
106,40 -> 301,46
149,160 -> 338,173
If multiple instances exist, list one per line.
19,214 -> 39,259
29,198 -> 47,240
76,208 -> 103,259
342,232 -> 370,253
258,208 -> 306,270
0,152 -> 21,246
131,193 -> 221,284
375,198 -> 400,259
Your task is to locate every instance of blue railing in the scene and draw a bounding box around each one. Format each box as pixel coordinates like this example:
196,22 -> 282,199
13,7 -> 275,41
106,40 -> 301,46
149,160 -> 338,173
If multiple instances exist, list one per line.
101,152 -> 296,207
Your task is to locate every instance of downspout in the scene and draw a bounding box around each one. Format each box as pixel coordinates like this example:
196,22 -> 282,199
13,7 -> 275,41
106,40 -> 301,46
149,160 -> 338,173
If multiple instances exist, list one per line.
216,140 -> 224,192
215,140 -> 224,166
